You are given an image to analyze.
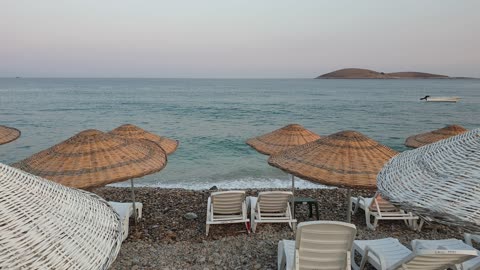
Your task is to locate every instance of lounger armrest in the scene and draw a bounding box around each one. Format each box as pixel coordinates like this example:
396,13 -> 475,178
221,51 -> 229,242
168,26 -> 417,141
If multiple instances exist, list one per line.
352,196 -> 366,214
207,197 -> 212,221
357,196 -> 367,203
357,196 -> 371,208
360,245 -> 388,270
465,233 -> 480,246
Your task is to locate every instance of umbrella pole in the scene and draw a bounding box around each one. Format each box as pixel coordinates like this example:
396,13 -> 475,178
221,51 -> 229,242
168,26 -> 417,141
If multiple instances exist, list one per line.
291,174 -> 295,219
346,188 -> 352,223
130,179 -> 138,225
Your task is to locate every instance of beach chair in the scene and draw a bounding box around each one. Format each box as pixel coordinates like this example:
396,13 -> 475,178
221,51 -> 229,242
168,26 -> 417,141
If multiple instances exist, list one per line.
249,191 -> 296,233
350,192 -> 422,231
351,237 -> 478,270
410,236 -> 480,270
108,201 -> 143,241
277,221 -> 357,270
205,190 -> 249,236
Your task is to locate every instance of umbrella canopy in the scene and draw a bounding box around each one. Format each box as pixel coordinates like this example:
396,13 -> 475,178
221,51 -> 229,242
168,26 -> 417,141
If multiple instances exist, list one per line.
12,129 -> 167,189
109,124 -> 179,155
0,163 -> 122,269
405,124 -> 467,148
268,130 -> 398,189
246,124 -> 321,155
0,125 -> 20,145
378,128 -> 480,230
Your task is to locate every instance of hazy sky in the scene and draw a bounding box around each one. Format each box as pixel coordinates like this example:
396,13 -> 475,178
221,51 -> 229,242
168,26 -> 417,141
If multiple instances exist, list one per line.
2,1 -> 479,78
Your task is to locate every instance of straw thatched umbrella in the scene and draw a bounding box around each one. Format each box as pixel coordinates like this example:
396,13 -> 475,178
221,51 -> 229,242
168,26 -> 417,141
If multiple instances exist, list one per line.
268,130 -> 398,222
12,129 -> 167,222
0,162 -> 122,269
109,124 -> 179,155
247,124 -> 321,215
378,128 -> 480,231
0,125 -> 20,145
246,124 -> 321,155
405,124 -> 467,148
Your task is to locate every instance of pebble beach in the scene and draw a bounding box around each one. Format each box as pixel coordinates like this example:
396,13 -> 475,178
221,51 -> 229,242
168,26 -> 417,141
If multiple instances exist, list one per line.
93,187 -> 465,270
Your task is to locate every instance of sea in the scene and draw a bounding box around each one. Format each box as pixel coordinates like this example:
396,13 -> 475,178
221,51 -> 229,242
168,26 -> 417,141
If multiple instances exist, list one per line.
0,78 -> 479,189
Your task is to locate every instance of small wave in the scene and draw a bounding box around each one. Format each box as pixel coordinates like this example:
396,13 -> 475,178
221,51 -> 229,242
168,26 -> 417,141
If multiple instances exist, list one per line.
108,177 -> 334,190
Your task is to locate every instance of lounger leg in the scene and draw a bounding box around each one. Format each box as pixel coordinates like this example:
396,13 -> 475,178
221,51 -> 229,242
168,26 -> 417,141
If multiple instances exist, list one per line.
206,198 -> 211,236
358,249 -> 370,270
285,203 -> 295,232
277,241 -> 287,270
351,198 -> 359,215
250,203 -> 256,233
416,218 -> 424,232
401,210 -> 413,229
245,222 -> 250,234
366,212 -> 377,230
308,202 -> 313,218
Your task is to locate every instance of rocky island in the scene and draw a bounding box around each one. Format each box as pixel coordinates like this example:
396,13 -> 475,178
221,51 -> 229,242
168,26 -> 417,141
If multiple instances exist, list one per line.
316,68 -> 449,79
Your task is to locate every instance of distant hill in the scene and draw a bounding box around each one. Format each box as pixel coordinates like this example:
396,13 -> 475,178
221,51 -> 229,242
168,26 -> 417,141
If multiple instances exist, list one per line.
316,68 -> 449,79
387,71 -> 448,78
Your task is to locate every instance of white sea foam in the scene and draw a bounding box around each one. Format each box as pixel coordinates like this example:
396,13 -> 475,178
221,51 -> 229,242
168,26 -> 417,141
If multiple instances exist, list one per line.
108,177 -> 334,190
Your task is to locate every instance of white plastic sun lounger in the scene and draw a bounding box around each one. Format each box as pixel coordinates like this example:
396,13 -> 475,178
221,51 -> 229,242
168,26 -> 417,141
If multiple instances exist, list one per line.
411,235 -> 480,270
206,190 -> 249,236
350,192 -> 422,231
249,191 -> 297,233
108,201 -> 143,241
351,237 -> 477,270
277,221 -> 357,270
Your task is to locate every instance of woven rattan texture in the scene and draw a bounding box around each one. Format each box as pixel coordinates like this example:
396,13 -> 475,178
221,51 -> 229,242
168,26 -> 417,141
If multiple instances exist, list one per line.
378,128 -> 480,231
12,129 -> 167,189
0,125 -> 21,145
405,124 -> 467,148
109,124 -> 179,155
268,130 -> 398,189
0,163 -> 122,269
246,124 -> 321,155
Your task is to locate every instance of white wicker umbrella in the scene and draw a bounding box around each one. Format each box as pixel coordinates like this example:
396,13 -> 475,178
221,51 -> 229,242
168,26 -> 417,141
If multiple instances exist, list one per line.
0,163 -> 122,270
377,128 -> 480,231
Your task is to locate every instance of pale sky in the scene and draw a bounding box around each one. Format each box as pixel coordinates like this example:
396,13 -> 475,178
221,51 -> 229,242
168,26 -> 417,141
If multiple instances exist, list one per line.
2,0 -> 479,78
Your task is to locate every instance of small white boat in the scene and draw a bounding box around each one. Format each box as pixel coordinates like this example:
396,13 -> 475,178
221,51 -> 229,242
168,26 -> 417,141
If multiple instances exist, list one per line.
420,95 -> 460,102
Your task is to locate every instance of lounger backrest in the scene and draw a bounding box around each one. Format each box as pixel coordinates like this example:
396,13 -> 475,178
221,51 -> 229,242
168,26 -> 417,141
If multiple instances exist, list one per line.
257,191 -> 292,213
295,221 -> 356,270
392,245 -> 478,270
369,192 -> 398,212
211,191 -> 245,215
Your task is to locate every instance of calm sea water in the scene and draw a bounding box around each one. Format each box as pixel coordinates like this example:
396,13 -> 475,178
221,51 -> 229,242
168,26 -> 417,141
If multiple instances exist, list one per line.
0,78 -> 479,189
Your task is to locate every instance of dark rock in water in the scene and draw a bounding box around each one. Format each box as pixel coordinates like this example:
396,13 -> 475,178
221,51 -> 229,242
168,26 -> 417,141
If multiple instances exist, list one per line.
184,212 -> 198,220
209,185 -> 218,191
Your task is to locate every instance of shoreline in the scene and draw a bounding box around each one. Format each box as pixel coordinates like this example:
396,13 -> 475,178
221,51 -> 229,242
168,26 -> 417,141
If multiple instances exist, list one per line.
94,187 -> 465,270
106,177 -> 332,190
